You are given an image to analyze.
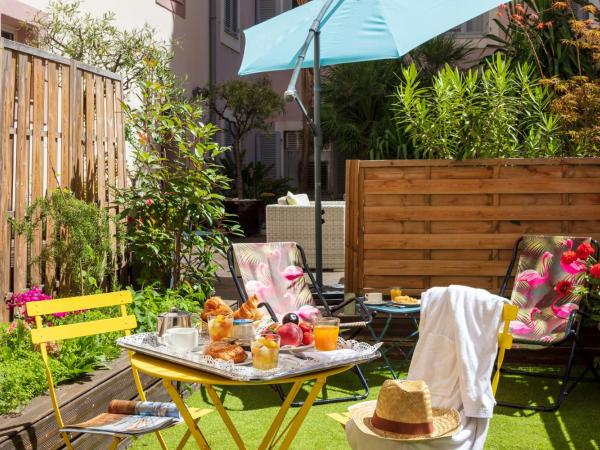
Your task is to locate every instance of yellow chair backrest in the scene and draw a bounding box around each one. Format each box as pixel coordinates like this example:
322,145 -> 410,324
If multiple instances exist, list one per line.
26,291 -> 139,442
492,303 -> 518,396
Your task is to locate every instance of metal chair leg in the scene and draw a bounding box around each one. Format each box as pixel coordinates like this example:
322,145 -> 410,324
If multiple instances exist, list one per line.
496,336 -> 597,412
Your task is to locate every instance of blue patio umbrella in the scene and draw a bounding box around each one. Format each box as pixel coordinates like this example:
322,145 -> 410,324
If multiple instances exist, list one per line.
238,0 -> 510,286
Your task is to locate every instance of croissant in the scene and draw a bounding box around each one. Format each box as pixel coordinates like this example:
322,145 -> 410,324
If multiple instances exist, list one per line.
201,296 -> 233,321
233,294 -> 264,320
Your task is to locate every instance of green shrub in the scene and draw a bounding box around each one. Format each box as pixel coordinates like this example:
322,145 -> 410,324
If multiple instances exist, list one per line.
10,189 -> 115,296
130,284 -> 203,333
394,55 -> 562,159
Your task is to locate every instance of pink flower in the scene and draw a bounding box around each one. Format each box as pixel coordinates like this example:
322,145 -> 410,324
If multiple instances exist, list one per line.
144,198 -> 154,206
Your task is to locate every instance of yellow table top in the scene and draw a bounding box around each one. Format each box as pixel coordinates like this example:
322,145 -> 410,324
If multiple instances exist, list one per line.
130,353 -> 354,386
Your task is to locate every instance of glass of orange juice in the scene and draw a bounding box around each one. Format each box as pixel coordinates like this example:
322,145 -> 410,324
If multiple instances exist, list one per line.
314,317 -> 340,351
390,287 -> 403,300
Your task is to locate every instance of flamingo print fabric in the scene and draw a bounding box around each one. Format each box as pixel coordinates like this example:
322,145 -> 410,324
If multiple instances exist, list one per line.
509,235 -> 592,344
233,242 -> 315,317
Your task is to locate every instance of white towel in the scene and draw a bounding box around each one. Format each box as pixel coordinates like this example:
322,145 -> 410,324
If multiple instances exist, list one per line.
346,285 -> 506,450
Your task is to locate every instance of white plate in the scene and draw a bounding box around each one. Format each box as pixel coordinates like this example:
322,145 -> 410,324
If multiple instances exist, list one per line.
365,301 -> 385,306
280,344 -> 315,353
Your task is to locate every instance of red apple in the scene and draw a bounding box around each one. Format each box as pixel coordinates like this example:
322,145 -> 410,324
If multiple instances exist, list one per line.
302,331 -> 314,345
299,322 -> 312,333
277,323 -> 303,346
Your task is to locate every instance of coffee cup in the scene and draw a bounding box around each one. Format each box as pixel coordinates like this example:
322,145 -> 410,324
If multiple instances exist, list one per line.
365,292 -> 383,304
163,327 -> 197,352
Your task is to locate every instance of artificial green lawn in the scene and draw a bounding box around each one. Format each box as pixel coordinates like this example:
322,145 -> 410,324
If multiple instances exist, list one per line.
130,362 -> 600,450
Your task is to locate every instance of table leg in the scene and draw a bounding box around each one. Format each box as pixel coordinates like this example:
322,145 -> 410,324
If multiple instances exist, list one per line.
108,436 -> 121,450
163,380 -> 210,450
258,381 -> 303,450
278,376 -> 327,450
368,314 -> 398,379
205,384 -> 246,450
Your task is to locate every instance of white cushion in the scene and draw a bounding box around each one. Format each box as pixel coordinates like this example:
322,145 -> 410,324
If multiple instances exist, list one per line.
286,191 -> 310,206
277,196 -> 287,205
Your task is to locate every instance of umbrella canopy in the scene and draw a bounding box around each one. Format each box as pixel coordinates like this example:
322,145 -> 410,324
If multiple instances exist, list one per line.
239,0 -> 509,76
238,0 -> 510,286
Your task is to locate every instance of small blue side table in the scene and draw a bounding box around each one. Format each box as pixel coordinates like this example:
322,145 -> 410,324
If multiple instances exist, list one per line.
365,303 -> 420,379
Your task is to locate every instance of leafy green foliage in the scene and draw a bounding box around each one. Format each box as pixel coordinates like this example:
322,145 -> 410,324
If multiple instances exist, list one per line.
10,189 -> 114,296
115,60 -> 239,290
203,78 -> 285,199
130,284 -> 203,333
322,34 -> 473,160
487,1 -> 597,79
394,55 -> 562,159
0,310 -> 121,414
221,149 -> 292,201
27,0 -> 171,93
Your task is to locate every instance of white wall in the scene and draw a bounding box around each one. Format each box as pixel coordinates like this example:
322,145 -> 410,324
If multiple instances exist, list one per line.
11,0 -> 209,92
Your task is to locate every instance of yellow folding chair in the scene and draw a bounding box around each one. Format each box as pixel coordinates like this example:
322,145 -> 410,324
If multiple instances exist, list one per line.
327,303 -> 519,427
26,290 -> 211,450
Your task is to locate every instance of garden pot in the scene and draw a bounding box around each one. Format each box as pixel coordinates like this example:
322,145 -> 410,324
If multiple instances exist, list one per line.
225,199 -> 265,237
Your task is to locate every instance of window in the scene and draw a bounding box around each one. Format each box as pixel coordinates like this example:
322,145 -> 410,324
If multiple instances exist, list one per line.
256,0 -> 292,23
284,130 -> 303,152
224,0 -> 239,37
1,30 -> 15,41
449,12 -> 487,35
156,0 -> 186,18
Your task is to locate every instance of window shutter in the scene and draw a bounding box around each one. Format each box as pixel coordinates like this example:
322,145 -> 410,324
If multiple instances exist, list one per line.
284,130 -> 303,152
257,132 -> 281,178
256,0 -> 278,23
224,0 -> 239,35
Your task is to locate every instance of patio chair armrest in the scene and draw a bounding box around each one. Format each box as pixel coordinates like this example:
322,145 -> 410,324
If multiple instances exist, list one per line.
331,295 -> 373,325
258,302 -> 278,323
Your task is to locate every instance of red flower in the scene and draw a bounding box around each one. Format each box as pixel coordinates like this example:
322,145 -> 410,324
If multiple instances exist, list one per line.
536,22 -> 545,29
589,263 -> 600,279
554,280 -> 573,297
561,250 -> 577,265
144,198 -> 154,207
499,3 -> 508,10
515,3 -> 526,13
127,216 -> 135,224
545,21 -> 553,28
576,242 -> 594,260
512,13 -> 524,22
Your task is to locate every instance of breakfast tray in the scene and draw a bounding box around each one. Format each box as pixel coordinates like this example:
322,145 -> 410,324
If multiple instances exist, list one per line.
117,333 -> 381,382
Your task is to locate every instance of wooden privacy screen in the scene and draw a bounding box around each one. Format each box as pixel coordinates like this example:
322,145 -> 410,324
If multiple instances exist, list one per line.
345,158 -> 600,297
0,39 -> 126,320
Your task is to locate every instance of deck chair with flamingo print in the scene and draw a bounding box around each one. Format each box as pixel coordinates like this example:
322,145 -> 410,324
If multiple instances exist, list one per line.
227,241 -> 373,407
495,235 -> 600,412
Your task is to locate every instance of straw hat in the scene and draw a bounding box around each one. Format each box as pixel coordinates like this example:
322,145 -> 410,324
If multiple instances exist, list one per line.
349,380 -> 460,441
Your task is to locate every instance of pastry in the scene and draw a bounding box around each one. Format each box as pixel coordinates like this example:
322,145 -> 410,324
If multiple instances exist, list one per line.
233,294 -> 264,321
201,296 -> 233,321
392,295 -> 420,305
204,341 -> 247,363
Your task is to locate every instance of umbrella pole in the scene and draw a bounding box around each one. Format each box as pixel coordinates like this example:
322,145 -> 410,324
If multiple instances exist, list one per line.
313,30 -> 323,287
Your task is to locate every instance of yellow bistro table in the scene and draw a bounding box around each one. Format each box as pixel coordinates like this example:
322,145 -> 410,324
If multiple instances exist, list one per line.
130,353 -> 354,450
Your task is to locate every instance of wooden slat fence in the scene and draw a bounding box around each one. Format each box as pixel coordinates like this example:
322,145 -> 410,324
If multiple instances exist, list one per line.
0,39 -> 126,321
345,158 -> 600,297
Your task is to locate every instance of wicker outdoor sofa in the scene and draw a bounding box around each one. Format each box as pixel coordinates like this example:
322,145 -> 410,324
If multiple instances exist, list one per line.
265,201 -> 345,270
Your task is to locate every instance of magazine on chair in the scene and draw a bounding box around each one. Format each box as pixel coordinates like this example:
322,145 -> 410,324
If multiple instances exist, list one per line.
61,400 -> 181,436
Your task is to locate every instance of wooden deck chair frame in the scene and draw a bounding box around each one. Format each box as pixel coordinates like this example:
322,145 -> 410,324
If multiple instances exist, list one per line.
227,243 -> 372,407
327,303 -> 519,427
495,236 -> 600,412
26,291 -> 210,449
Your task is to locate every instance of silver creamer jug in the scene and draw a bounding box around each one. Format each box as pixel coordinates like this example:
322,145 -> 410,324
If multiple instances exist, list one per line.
157,308 -> 192,337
